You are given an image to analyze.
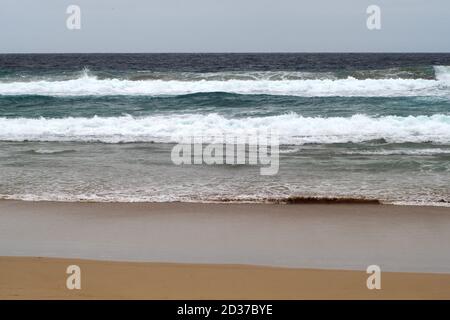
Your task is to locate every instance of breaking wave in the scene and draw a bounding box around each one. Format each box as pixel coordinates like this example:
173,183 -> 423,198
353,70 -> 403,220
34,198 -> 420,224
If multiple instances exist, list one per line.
0,66 -> 449,97
0,113 -> 449,144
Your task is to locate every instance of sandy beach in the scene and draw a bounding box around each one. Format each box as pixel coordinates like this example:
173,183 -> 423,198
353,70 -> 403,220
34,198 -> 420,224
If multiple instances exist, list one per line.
1,4 -> 450,303
1,256 -> 450,300
1,200 -> 450,299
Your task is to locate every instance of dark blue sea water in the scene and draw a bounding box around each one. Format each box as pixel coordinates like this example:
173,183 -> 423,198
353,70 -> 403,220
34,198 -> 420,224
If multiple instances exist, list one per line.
0,53 -> 449,205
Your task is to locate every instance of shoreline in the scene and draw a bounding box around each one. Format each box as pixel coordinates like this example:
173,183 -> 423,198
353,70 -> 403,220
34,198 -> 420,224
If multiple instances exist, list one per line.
0,198 -> 449,207
1,197 -> 448,208
2,256 -> 450,299
1,200 -> 450,272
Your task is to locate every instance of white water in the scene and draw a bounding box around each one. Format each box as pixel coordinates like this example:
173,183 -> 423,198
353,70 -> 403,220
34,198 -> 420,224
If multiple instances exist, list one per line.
343,148 -> 450,156
0,66 -> 449,97
1,113 -> 449,144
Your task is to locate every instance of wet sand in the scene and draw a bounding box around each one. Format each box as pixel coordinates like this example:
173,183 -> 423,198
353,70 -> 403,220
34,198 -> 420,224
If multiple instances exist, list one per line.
1,200 -> 450,272
1,200 -> 450,299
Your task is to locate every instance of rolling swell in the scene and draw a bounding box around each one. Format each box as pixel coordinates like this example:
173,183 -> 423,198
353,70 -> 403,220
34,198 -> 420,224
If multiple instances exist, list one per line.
1,94 -> 449,118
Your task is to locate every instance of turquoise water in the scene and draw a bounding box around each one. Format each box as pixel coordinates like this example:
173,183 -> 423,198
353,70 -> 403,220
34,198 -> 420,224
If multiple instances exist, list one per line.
0,54 -> 449,205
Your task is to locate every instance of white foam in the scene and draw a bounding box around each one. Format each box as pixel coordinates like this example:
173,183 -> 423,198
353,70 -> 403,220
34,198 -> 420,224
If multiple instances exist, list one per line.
0,72 -> 448,97
390,200 -> 450,208
0,113 -> 449,144
434,66 -> 450,81
31,148 -> 76,154
344,148 -> 450,156
1,193 -> 449,207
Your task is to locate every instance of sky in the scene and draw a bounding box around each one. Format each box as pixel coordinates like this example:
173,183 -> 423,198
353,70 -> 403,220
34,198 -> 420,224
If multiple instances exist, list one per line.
0,0 -> 449,53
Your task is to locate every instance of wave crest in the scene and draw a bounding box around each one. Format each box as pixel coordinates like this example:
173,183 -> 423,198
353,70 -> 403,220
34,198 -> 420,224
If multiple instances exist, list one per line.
0,113 -> 449,144
0,66 -> 448,97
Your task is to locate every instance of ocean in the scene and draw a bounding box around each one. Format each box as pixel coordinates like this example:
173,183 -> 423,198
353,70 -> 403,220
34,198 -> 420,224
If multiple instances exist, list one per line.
0,53 -> 449,205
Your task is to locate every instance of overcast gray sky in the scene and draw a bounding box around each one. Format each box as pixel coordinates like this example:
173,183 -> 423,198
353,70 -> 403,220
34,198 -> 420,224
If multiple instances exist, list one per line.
0,0 -> 449,53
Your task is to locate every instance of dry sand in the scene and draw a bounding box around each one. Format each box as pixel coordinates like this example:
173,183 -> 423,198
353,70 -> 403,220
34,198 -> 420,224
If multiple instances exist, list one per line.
1,256 -> 450,299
